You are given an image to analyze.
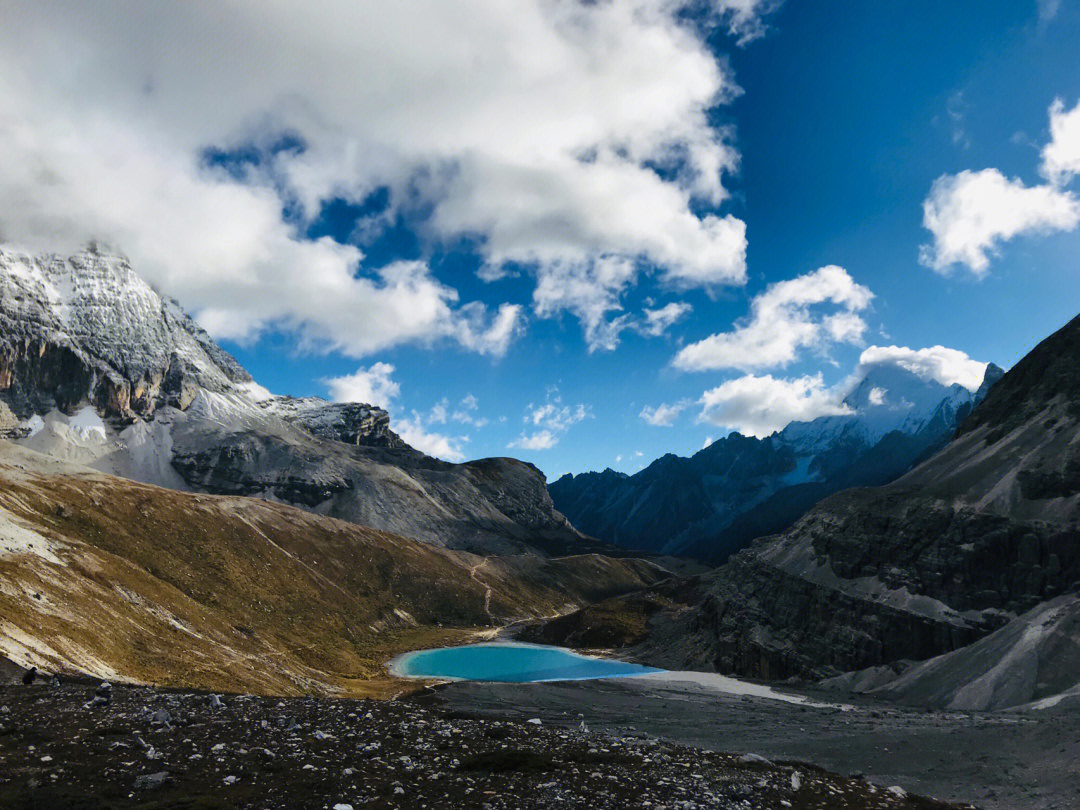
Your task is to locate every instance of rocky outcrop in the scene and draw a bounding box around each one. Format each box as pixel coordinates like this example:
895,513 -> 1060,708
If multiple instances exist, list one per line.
821,595 -> 1080,710
259,397 -> 406,449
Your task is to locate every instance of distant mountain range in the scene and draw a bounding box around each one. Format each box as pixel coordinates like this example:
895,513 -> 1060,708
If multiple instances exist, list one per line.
0,245 -> 586,557
533,312 -> 1080,711
550,359 -> 1004,563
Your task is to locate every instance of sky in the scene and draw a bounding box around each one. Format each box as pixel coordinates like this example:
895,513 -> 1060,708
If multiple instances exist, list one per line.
1,1 -> 1080,477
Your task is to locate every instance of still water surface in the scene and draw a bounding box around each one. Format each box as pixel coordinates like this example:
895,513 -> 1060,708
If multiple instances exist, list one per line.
392,641 -> 663,683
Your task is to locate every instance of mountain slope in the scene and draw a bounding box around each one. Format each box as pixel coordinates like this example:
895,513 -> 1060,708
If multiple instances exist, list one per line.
0,441 -> 664,696
550,361 -> 1002,563
0,246 -> 585,556
540,313 -> 1080,698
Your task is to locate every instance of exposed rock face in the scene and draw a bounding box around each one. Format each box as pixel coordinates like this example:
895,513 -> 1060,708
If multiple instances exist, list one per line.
0,246 -> 250,421
822,594 -> 1080,711
551,362 -> 1001,563
258,397 -> 406,449
634,313 -> 1080,683
0,246 -> 586,556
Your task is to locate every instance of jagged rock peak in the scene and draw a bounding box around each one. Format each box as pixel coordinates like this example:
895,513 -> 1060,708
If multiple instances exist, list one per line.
0,245 -> 251,420
259,396 -> 406,449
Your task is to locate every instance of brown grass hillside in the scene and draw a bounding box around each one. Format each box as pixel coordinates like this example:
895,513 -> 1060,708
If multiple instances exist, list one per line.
0,442 -> 664,697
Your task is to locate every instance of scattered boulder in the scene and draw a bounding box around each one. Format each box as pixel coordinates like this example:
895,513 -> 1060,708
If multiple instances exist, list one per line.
134,771 -> 169,790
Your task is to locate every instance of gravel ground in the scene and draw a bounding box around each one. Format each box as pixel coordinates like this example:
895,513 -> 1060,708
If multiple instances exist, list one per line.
0,681 -> 968,809
419,676 -> 1080,810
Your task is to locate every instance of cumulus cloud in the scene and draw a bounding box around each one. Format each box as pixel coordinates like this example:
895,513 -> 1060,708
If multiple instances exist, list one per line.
921,97 -> 1080,276
1041,98 -> 1080,186
508,430 -> 558,451
509,389 -> 590,450
324,362 -> 400,408
673,265 -> 873,372
640,400 -> 690,426
919,169 -> 1080,275
697,373 -> 851,437
0,1 -> 771,354
641,302 -> 693,337
857,345 -> 989,391
395,413 -> 467,462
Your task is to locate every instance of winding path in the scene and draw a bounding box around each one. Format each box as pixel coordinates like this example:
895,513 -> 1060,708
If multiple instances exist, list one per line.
469,558 -> 494,621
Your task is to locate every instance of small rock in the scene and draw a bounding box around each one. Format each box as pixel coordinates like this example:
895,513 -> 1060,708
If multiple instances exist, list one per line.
95,682 -> 112,698
739,753 -> 774,766
223,775 -> 238,785
333,805 -> 354,810
527,718 -> 543,726
887,785 -> 907,798
207,694 -> 224,710
151,709 -> 171,726
790,771 -> 802,791
134,771 -> 169,790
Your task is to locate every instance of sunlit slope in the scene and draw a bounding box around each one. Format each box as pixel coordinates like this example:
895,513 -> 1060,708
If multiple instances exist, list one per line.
0,442 -> 663,697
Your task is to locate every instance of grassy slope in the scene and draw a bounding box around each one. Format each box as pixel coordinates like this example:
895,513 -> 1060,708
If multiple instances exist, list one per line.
0,443 -> 664,698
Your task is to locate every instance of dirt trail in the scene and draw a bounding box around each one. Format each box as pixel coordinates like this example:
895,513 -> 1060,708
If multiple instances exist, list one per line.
469,558 -> 494,621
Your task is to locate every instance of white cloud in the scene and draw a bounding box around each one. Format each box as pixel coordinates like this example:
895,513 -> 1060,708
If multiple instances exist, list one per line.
673,265 -> 873,372
712,0 -> 783,44
428,399 -> 449,424
702,436 -> 714,449
451,393 -> 487,426
920,169 -> 1080,275
857,345 -> 989,391
867,387 -> 886,406
1037,0 -> 1061,22
1041,97 -> 1080,187
697,373 -> 851,437
921,98 -> 1080,276
395,413 -> 467,462
641,302 -> 693,337
0,1 -> 773,354
640,400 -> 690,426
509,389 -> 590,450
324,362 -> 400,408
508,430 -> 557,451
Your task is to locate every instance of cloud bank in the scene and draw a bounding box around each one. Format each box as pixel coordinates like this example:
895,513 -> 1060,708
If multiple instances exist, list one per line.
0,1 -> 773,356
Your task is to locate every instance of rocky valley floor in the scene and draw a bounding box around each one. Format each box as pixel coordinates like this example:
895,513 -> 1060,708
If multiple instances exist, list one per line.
420,676 -> 1080,810
0,680 -> 968,810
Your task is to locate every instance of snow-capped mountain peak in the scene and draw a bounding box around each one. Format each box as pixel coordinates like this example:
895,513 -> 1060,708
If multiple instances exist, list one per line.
0,245 -> 251,419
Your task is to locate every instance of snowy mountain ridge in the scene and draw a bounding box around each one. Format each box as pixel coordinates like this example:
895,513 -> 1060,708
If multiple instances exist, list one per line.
0,245 -> 585,556
550,360 -> 1003,561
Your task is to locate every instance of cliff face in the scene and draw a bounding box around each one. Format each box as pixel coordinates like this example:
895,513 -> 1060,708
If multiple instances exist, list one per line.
0,247 -> 250,423
0,246 -> 586,556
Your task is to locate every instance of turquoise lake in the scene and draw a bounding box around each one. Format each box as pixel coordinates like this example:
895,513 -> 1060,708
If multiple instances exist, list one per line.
392,642 -> 663,683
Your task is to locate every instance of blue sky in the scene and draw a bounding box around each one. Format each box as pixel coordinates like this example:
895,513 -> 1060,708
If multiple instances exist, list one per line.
3,1 -> 1080,478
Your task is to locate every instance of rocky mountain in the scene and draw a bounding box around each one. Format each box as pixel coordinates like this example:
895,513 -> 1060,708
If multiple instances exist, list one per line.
0,246 -> 586,555
550,360 -> 1003,563
0,440 -> 664,696
543,312 -> 1080,709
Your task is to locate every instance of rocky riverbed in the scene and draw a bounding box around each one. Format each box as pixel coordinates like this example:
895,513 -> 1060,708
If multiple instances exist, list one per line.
0,680 -> 967,809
